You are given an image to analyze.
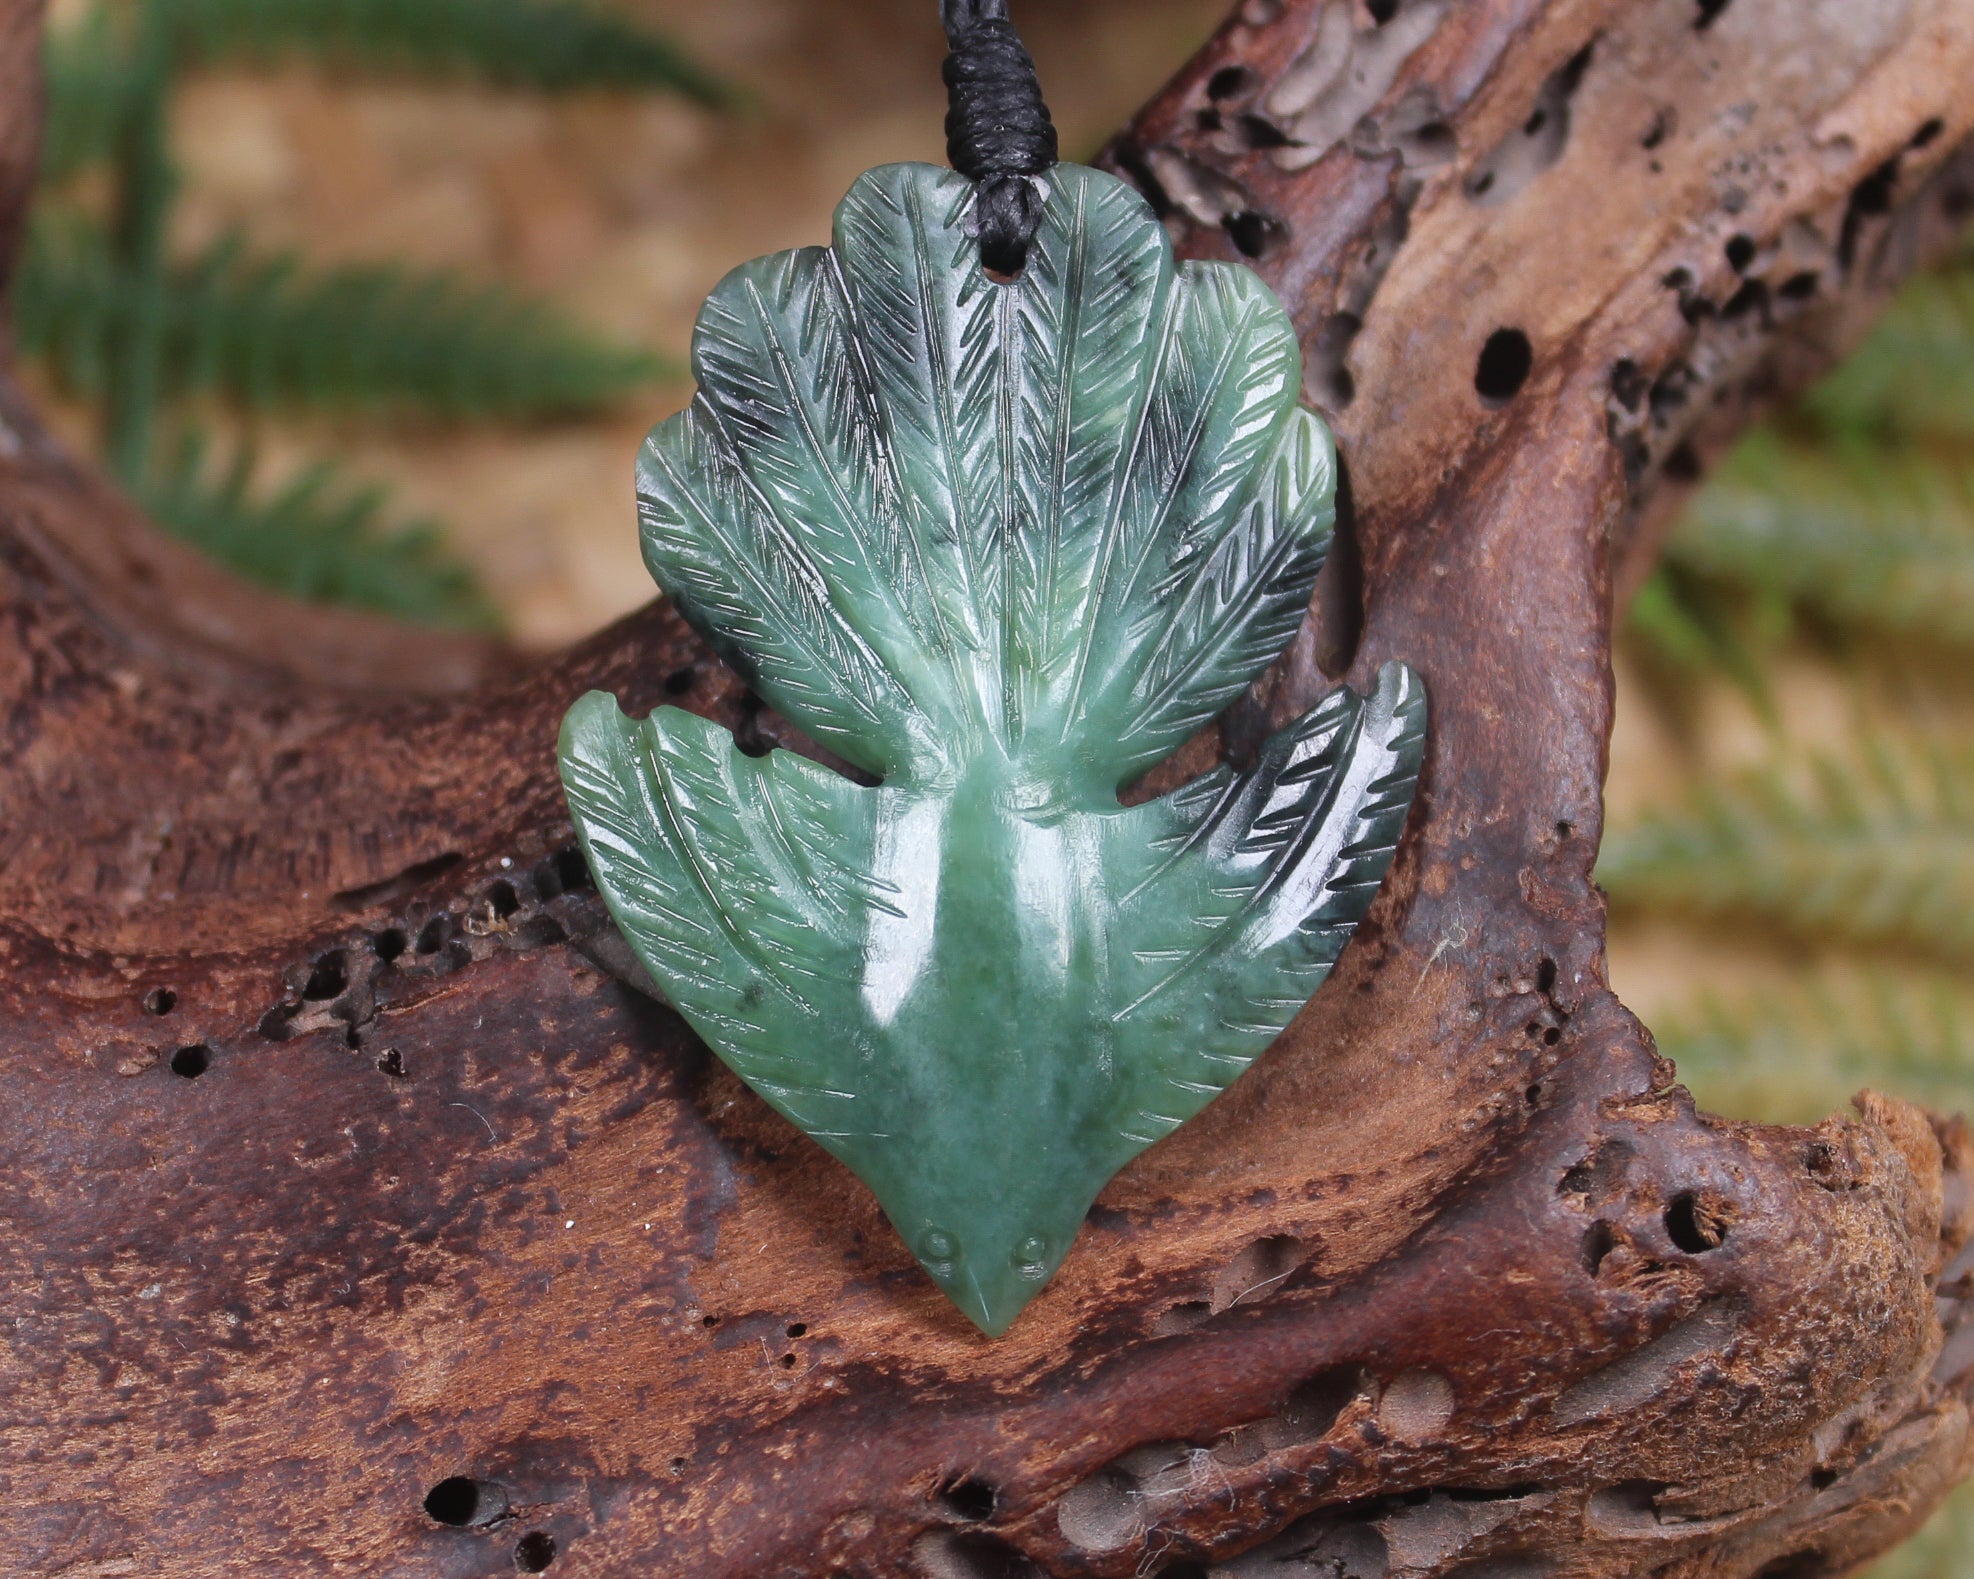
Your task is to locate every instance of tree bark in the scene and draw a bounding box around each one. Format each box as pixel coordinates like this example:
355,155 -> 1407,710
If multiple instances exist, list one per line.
2,1 -> 1971,1575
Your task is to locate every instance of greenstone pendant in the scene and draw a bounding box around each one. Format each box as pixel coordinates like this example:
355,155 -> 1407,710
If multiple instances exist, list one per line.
558,161 -> 1426,1335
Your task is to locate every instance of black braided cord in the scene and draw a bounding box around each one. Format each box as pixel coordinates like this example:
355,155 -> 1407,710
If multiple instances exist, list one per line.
940,0 -> 1058,275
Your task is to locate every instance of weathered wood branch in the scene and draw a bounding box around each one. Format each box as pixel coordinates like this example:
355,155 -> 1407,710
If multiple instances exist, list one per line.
2,1 -> 1971,1575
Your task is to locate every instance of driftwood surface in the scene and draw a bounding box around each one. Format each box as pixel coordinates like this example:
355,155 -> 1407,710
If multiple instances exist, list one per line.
2,0 -> 1973,1575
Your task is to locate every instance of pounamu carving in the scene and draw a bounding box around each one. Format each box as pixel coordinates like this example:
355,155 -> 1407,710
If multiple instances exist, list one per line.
560,162 -> 1425,1332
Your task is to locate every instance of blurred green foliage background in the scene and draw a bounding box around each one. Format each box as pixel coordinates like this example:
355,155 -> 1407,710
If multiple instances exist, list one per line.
1603,231 -> 1974,1579
22,0 -> 723,629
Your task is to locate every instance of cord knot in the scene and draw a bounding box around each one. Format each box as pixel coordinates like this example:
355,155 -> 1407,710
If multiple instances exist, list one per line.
940,0 -> 1057,275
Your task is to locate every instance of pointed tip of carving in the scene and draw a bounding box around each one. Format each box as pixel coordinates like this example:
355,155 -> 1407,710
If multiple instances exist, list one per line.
968,1308 -> 1020,1340
947,1278 -> 1041,1339
922,1244 -> 1070,1338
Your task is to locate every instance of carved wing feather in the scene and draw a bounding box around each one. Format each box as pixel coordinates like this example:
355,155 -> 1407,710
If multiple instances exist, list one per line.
1099,663 -> 1427,1151
998,169 -> 1176,730
686,243 -> 969,731
1101,404 -> 1336,782
1058,261 -> 1307,774
831,164 -> 1005,691
559,693 -> 887,1140
637,401 -> 929,777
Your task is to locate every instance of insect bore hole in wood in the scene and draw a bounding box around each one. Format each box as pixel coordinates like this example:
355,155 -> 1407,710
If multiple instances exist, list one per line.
423,1475 -> 509,1528
1475,328 -> 1533,405
552,847 -> 592,892
1206,64 -> 1258,101
1224,209 -> 1288,259
938,1475 -> 999,1521
1584,1220 -> 1618,1274
170,1044 -> 211,1078
1279,1364 -> 1372,1437
303,950 -> 347,1000
1666,1192 -> 1730,1253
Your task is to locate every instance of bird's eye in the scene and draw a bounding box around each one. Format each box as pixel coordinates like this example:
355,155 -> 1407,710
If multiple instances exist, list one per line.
1013,1235 -> 1049,1280
919,1228 -> 958,1271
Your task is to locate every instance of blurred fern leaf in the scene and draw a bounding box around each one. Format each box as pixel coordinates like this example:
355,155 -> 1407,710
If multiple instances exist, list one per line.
1806,257 -> 1974,442
1599,737 -> 1974,962
16,215 -> 665,419
1626,565 -> 1780,719
1607,196 -> 1972,1579
1663,428 -> 1974,654
41,3 -> 134,181
1657,971 -> 1974,1126
27,0 -> 724,629
159,0 -> 733,103
143,435 -> 500,631
41,0 -> 730,186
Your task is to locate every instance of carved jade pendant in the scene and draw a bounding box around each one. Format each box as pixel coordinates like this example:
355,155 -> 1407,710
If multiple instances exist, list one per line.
558,161 -> 1425,1334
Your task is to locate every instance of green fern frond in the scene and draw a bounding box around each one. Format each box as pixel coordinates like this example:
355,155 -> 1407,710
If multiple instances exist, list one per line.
1624,565 -> 1779,718
15,213 -> 667,420
1628,568 -> 1726,671
142,435 -> 500,631
1665,428 -> 1974,653
41,4 -> 139,182
1656,971 -> 1974,1126
1806,260 -> 1974,441
1598,737 -> 1974,962
160,0 -> 732,104
12,212 -> 124,397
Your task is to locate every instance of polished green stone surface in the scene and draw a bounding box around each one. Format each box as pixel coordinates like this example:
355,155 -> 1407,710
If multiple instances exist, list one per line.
559,161 -> 1426,1335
